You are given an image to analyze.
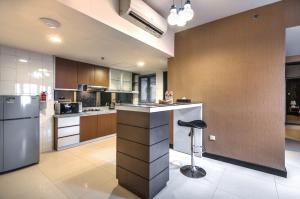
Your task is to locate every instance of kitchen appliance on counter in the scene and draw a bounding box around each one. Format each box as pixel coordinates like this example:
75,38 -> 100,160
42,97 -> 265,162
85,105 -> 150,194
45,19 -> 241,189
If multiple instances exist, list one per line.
82,107 -> 102,112
54,102 -> 82,115
0,95 -> 40,173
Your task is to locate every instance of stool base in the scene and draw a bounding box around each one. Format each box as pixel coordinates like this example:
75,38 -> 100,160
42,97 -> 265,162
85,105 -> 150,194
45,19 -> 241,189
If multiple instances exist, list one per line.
180,165 -> 206,178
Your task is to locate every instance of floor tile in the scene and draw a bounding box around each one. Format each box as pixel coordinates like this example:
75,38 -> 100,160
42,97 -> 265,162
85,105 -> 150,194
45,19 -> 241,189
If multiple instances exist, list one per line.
79,179 -> 139,199
275,164 -> 300,189
277,184 -> 300,199
38,153 -> 94,182
55,165 -> 114,199
212,189 -> 244,199
0,166 -> 51,198
218,168 -> 278,199
154,176 -> 216,199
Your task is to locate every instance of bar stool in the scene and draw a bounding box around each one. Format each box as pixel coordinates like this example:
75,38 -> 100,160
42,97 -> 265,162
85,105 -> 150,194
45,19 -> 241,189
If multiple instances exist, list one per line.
177,119 -> 207,178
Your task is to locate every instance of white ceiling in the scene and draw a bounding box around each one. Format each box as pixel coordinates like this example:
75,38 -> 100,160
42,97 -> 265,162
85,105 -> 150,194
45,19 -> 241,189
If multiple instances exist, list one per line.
145,0 -> 280,32
0,0 -> 169,73
286,26 -> 300,57
0,0 -> 281,74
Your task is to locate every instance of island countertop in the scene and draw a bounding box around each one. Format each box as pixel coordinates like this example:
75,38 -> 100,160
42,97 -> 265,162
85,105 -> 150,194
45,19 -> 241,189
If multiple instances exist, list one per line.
116,103 -> 202,113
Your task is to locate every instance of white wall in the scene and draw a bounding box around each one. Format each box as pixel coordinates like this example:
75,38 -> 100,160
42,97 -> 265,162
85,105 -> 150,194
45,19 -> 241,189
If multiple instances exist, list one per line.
0,45 -> 54,152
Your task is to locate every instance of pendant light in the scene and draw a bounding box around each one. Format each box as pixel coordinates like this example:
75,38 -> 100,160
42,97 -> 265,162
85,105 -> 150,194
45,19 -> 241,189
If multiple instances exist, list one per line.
183,0 -> 194,21
167,0 -> 194,27
177,8 -> 187,27
167,3 -> 178,26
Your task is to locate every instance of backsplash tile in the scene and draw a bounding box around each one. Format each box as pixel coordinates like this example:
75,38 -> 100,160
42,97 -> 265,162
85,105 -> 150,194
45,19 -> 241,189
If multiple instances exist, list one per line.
0,44 -> 54,152
76,91 -> 96,107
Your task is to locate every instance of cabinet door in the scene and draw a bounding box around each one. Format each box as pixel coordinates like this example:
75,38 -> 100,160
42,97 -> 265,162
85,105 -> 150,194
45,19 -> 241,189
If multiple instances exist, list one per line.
55,57 -> 78,89
80,115 -> 98,142
94,66 -> 109,87
97,113 -> 117,137
77,62 -> 94,85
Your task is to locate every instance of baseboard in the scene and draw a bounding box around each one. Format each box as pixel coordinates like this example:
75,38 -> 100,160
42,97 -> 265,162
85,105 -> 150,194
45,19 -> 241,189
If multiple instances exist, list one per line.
203,152 -> 287,178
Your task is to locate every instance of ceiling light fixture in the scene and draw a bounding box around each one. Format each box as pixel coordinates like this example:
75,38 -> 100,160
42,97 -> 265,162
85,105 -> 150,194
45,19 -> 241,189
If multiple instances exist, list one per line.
167,0 -> 194,27
18,59 -> 28,63
48,35 -> 62,44
39,17 -> 61,29
137,61 -> 145,67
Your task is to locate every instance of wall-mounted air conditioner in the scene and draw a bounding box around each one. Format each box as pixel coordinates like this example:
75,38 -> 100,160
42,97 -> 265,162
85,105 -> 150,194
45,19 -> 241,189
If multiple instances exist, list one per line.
120,0 -> 168,38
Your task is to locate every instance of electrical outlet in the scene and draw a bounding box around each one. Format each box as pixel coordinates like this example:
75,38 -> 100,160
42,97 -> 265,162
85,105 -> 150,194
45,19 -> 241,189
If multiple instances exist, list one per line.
209,135 -> 216,141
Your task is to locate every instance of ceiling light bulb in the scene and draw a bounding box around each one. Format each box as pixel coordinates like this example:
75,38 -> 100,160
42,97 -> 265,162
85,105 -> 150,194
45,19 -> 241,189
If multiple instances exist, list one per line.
183,1 -> 194,21
18,59 -> 28,63
177,8 -> 187,27
48,35 -> 62,44
137,61 -> 145,67
167,5 -> 178,26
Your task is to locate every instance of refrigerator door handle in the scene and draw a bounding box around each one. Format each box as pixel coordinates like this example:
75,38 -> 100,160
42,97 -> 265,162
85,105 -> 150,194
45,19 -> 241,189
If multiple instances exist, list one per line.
3,117 -> 32,121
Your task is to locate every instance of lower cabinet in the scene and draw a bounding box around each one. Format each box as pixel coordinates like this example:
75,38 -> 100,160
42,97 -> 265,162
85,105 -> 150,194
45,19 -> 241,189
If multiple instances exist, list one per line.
80,115 -> 98,142
54,116 -> 80,150
97,113 -> 117,137
80,113 -> 116,142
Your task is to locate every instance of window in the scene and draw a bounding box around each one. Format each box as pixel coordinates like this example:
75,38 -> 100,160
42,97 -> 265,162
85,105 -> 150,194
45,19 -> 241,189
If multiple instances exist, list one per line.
139,74 -> 156,103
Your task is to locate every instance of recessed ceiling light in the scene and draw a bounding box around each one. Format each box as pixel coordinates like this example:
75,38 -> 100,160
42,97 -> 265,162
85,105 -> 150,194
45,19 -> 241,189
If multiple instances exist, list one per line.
48,35 -> 62,44
39,17 -> 61,29
18,59 -> 28,63
137,61 -> 145,67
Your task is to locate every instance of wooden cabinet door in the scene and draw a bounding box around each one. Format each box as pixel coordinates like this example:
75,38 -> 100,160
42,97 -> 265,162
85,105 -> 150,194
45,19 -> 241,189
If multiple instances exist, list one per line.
94,66 -> 109,87
97,113 -> 117,137
80,115 -> 98,142
55,57 -> 78,89
77,62 -> 95,85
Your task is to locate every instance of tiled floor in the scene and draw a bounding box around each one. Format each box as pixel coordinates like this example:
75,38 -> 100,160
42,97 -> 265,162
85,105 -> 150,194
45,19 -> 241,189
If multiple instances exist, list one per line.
1,137 -> 300,199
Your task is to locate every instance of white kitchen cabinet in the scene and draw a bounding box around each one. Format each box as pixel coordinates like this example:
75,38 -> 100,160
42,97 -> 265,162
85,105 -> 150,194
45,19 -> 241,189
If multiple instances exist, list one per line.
55,116 -> 80,150
109,69 -> 132,91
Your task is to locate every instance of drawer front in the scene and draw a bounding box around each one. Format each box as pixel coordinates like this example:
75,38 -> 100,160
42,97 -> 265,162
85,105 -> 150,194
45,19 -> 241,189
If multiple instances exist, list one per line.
117,124 -> 169,145
117,152 -> 169,179
57,135 -> 79,148
58,126 -> 79,138
117,166 -> 169,199
117,138 -> 169,162
57,116 -> 80,128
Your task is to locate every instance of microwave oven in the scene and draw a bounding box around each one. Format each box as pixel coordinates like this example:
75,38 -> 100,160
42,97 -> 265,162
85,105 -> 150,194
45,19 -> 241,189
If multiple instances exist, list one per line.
54,102 -> 82,115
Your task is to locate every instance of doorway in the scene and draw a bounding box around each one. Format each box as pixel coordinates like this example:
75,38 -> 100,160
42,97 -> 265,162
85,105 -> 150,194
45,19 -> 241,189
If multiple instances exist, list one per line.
286,25 -> 300,142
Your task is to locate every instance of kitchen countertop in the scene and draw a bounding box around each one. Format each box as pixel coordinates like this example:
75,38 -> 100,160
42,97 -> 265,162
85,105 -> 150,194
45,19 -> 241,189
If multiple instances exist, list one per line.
116,103 -> 202,113
54,107 -> 116,118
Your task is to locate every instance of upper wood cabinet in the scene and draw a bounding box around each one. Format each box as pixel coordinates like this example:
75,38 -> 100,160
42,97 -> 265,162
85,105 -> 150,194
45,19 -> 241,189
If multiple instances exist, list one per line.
97,113 -> 117,137
55,57 -> 109,88
77,62 -> 95,85
94,66 -> 109,87
55,57 -> 78,89
80,115 -> 98,142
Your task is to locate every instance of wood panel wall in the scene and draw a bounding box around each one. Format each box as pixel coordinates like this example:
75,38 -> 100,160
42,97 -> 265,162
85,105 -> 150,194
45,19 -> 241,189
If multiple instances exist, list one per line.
284,0 -> 300,28
168,3 -> 286,170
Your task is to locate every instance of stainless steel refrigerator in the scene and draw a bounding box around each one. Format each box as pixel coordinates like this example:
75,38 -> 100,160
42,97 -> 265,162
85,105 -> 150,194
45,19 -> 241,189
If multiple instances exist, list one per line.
0,95 -> 40,173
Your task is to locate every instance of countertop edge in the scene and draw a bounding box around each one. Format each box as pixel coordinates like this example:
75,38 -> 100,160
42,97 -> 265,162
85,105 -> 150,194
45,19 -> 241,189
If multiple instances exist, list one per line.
54,110 -> 117,118
115,103 -> 202,113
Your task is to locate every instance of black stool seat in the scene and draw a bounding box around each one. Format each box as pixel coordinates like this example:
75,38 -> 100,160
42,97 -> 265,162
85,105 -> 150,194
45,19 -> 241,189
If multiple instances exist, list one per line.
178,120 -> 207,129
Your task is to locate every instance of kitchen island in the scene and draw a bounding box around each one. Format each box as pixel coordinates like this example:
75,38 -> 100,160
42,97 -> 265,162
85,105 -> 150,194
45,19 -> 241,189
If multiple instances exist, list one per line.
116,103 -> 203,199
